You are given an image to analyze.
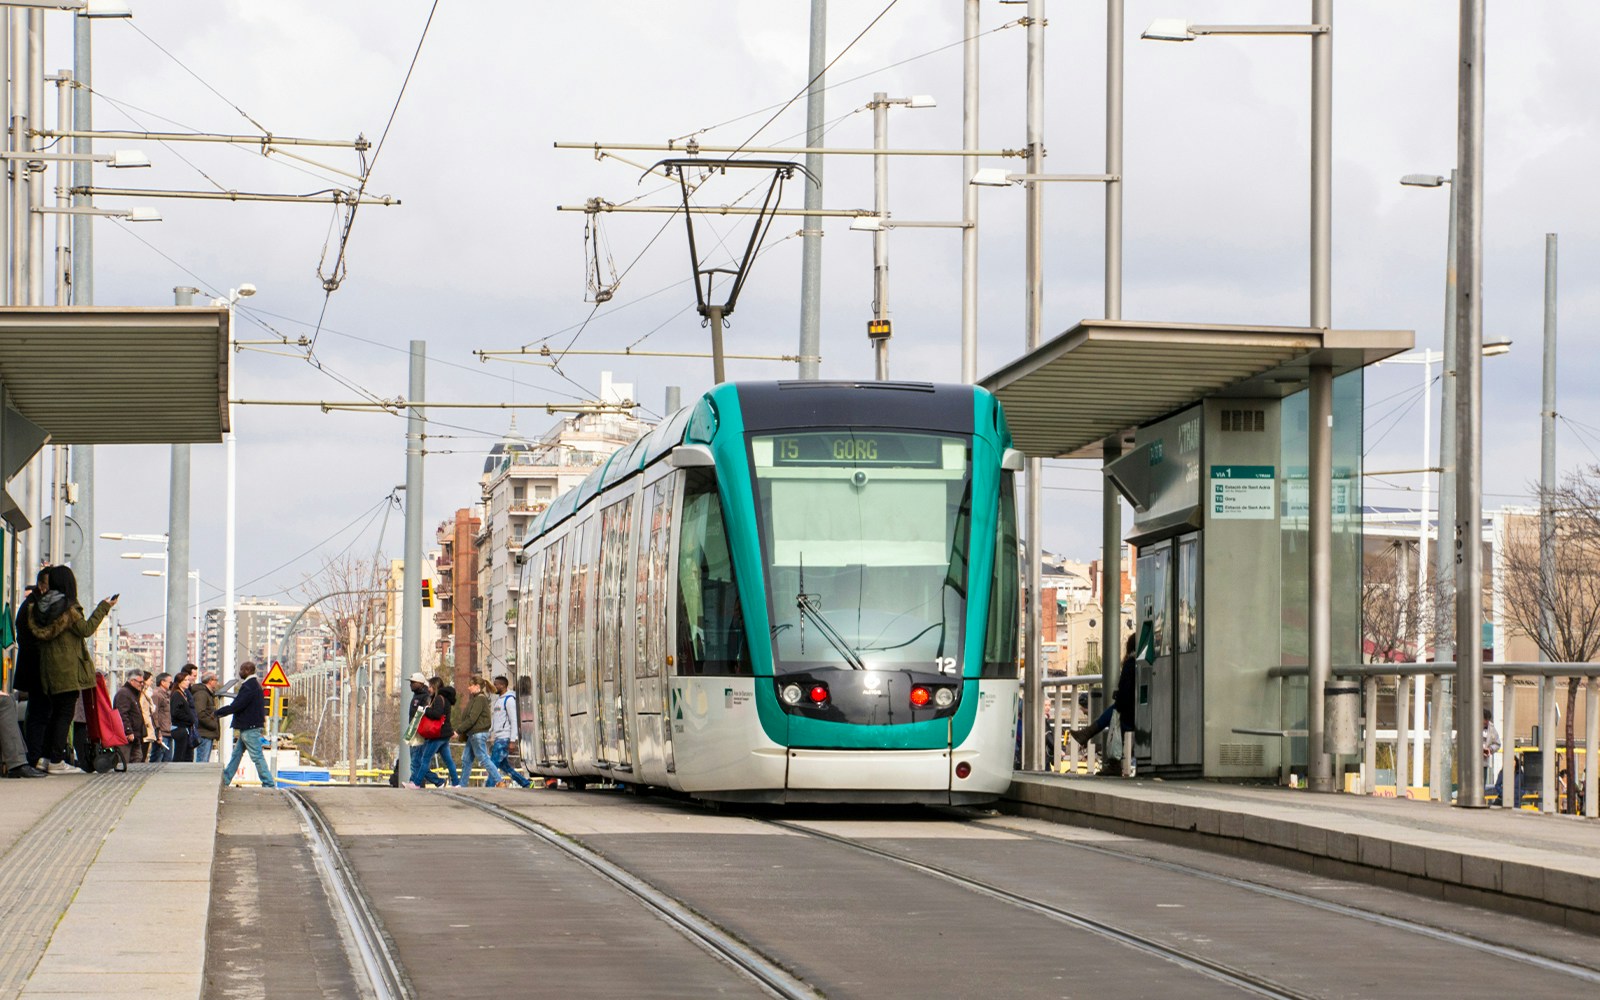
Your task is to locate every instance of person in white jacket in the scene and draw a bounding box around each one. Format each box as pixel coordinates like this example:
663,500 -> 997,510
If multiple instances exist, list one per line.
489,676 -> 532,788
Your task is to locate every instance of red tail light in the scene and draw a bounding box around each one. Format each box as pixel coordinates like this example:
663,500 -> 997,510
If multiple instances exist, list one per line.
910,685 -> 932,707
808,684 -> 829,704
955,761 -> 972,779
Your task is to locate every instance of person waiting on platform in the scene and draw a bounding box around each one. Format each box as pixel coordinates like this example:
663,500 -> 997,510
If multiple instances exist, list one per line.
149,673 -> 174,763
13,569 -> 51,770
1070,631 -> 1138,774
1,692 -> 46,778
28,566 -> 116,774
112,672 -> 147,767
169,670 -> 198,762
193,672 -> 221,763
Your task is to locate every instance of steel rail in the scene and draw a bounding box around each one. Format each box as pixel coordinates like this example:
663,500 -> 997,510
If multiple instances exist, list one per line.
440,792 -> 819,1000
284,790 -> 413,1000
984,817 -> 1600,986
767,818 -> 1312,1000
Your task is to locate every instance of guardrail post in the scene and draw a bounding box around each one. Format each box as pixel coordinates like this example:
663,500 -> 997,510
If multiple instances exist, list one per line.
1502,677 -> 1517,809
1586,678 -> 1598,819
1362,676 -> 1378,795
1429,673 -> 1445,802
1051,686 -> 1064,773
1541,678 -> 1557,814
1395,673 -> 1411,795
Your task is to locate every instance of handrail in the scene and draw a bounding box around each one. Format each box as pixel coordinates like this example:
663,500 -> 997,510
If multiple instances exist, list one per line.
1269,662 -> 1600,679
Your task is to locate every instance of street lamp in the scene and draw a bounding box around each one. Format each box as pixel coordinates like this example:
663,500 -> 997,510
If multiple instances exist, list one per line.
140,567 -> 200,666
212,283 -> 254,763
858,92 -> 936,380
1,1 -> 132,14
1145,1 -> 1337,793
32,205 -> 158,221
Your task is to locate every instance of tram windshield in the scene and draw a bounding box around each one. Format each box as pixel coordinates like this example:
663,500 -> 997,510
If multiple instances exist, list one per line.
750,430 -> 970,672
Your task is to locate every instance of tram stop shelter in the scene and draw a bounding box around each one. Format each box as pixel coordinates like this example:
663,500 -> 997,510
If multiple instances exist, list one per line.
982,319 -> 1412,784
0,304 -> 230,536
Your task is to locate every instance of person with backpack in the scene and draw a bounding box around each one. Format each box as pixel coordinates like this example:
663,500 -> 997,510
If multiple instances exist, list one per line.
489,676 -> 531,788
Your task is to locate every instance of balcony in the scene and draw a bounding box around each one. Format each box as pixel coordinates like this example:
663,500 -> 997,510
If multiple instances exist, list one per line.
436,554 -> 452,571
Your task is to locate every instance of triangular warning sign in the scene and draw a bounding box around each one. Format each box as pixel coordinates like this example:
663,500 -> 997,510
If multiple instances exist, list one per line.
261,661 -> 291,688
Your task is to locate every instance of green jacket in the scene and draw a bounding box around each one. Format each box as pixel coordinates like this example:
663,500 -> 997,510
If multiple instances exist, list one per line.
452,690 -> 491,738
29,599 -> 112,696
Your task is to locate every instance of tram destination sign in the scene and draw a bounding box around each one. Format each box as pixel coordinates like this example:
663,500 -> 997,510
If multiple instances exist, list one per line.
770,432 -> 943,468
1210,464 -> 1276,520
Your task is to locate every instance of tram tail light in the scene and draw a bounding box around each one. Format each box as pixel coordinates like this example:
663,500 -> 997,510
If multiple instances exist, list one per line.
955,761 -> 972,780
808,684 -> 830,705
910,686 -> 932,708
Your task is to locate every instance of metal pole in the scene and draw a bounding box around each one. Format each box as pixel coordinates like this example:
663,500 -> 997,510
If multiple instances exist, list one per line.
1308,363 -> 1334,792
1435,171 -> 1459,666
1414,357 -> 1432,778
1454,0 -> 1486,808
664,385 -> 681,413
1306,0 -> 1334,793
398,339 -> 425,786
960,0 -> 979,384
25,11 -> 41,311
1099,1 -> 1126,741
1538,234 -> 1556,661
9,11 -> 26,308
221,305 -> 237,764
1021,0 -> 1045,772
50,72 -> 66,305
71,9 -> 95,605
167,444 -> 189,674
797,0 -> 826,380
871,93 -> 889,381
708,304 -> 726,384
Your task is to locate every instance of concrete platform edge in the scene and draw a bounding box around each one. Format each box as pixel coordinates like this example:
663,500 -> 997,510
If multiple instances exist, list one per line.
1000,775 -> 1600,934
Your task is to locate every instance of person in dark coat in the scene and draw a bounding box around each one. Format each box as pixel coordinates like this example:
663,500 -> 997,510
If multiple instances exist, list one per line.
30,566 -> 116,774
192,672 -> 221,763
400,673 -> 435,786
13,569 -> 51,768
1070,631 -> 1140,766
111,674 -> 147,767
216,662 -> 275,787
410,677 -> 458,787
169,670 -> 198,762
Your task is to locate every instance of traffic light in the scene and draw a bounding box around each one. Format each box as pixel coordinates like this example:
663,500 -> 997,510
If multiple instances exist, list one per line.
421,578 -> 433,608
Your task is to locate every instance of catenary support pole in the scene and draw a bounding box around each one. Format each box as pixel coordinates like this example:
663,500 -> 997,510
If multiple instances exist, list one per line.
167,285 -> 194,675
1099,0 -> 1125,760
71,9 -> 95,605
708,304 -> 726,384
1306,0 -> 1335,793
1454,0 -> 1486,808
871,92 -> 890,380
960,0 -> 979,384
797,0 -> 826,380
398,340 -> 425,786
1021,0 -> 1045,772
1435,171 -> 1459,668
1538,235 -> 1556,663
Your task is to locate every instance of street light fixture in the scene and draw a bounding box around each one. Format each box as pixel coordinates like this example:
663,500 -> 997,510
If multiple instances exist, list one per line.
2,1 -> 132,15
969,168 -> 1117,187
0,149 -> 147,168
213,282 -> 254,763
34,205 -> 159,221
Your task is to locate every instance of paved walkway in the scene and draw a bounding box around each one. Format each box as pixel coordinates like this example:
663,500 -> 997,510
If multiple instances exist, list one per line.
1005,772 -> 1600,932
0,764 -> 219,1000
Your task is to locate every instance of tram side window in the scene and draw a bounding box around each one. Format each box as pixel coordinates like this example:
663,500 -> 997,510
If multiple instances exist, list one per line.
983,473 -> 1020,678
675,469 -> 752,676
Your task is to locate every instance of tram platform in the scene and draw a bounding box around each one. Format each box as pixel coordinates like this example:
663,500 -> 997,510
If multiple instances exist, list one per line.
0,764 -> 218,999
1005,772 -> 1600,932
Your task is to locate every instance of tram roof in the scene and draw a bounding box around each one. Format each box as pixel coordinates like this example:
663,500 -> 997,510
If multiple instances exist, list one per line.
979,319 -> 1412,459
0,306 -> 230,445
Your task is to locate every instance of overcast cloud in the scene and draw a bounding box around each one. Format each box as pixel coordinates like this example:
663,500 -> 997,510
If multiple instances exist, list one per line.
59,1 -> 1600,630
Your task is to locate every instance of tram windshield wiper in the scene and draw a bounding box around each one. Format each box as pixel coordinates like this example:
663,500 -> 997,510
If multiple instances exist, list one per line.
796,553 -> 867,670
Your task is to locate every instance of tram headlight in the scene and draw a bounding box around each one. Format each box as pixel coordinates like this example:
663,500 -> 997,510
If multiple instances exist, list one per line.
933,687 -> 955,709
781,683 -> 804,706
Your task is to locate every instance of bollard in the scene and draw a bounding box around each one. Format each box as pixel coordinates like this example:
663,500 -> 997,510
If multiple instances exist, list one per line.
1324,682 -> 1360,757
1362,676 -> 1379,794
1502,679 -> 1517,810
1395,674 -> 1411,796
1586,679 -> 1598,819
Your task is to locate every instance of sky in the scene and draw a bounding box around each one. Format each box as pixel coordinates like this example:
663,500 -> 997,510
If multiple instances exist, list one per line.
48,1 -> 1600,633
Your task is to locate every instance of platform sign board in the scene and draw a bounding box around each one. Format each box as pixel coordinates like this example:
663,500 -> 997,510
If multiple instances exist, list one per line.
1210,465 -> 1276,520
262,661 -> 291,689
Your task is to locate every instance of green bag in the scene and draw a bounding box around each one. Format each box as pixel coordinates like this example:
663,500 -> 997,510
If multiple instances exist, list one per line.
404,706 -> 424,742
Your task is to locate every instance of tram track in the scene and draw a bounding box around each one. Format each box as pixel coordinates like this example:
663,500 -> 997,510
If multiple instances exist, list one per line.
761,816 -> 1316,1000
283,789 -> 414,1000
439,791 -> 820,1000
956,811 -> 1600,987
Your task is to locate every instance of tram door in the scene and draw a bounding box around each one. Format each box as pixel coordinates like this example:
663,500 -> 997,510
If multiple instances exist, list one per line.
596,497 -> 634,772
1134,533 -> 1204,774
633,474 -> 678,776
537,539 -> 567,766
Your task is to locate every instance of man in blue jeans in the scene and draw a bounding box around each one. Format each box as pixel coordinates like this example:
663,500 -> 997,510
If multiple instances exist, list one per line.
216,662 -> 275,788
453,676 -> 500,788
490,676 -> 531,788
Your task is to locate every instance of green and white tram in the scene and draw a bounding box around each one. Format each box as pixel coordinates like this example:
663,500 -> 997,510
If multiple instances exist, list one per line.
513,380 -> 1021,804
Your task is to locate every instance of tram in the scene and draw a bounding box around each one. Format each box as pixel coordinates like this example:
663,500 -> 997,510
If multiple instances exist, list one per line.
512,380 -> 1022,804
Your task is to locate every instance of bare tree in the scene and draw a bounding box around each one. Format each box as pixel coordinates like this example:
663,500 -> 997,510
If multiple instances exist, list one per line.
1499,466 -> 1600,813
298,552 -> 393,777
1363,542 -> 1426,663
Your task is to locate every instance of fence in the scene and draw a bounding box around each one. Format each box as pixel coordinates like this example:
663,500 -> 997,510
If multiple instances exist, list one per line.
1269,662 -> 1600,817
1041,674 -> 1102,775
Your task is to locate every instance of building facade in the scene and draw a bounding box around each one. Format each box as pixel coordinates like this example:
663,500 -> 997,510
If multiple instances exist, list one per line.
435,508 -> 481,689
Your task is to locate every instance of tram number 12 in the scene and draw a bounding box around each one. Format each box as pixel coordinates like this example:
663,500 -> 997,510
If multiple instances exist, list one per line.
934,657 -> 958,676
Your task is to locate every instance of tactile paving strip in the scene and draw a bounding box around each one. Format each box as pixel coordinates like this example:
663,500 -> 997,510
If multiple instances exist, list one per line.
0,768 -> 152,997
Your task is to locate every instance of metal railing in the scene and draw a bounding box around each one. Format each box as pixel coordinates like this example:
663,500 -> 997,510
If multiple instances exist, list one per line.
1270,661 -> 1599,816
1040,674 -> 1102,775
